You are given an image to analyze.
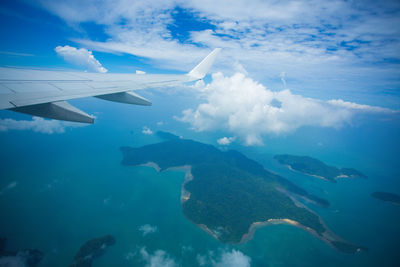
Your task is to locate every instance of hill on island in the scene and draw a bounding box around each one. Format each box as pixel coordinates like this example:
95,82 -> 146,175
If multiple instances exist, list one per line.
274,154 -> 366,182
120,135 -> 365,254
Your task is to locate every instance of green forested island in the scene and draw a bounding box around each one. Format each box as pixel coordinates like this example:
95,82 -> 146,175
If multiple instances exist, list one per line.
371,192 -> 400,205
274,154 -> 366,182
121,135 -> 364,253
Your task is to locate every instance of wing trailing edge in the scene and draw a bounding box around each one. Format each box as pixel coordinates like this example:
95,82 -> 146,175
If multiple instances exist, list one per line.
95,91 -> 151,106
0,48 -> 221,123
10,101 -> 94,123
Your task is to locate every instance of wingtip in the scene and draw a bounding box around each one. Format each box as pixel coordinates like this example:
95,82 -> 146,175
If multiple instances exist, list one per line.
188,48 -> 221,80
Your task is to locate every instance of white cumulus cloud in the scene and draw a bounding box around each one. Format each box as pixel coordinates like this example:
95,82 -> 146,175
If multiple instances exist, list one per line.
140,247 -> 177,267
142,126 -> 153,135
196,249 -> 251,267
217,136 -> 235,145
138,224 -> 158,236
178,72 -> 396,146
0,117 -> 86,134
213,250 -> 251,267
55,45 -> 107,73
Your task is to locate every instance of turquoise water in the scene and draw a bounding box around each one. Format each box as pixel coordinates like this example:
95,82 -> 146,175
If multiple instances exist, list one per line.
0,104 -> 399,266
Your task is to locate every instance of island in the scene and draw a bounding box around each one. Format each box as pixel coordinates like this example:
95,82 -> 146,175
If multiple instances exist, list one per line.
121,135 -> 366,253
70,235 -> 116,267
371,192 -> 400,206
274,154 -> 366,182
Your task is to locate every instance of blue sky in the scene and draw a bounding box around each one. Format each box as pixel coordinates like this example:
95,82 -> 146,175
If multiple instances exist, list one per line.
0,0 -> 399,145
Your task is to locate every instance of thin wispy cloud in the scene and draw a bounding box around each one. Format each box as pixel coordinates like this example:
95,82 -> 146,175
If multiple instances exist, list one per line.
138,224 -> 158,236
0,50 -> 34,57
55,45 -> 107,73
33,0 -> 400,107
0,181 -> 18,195
0,117 -> 86,134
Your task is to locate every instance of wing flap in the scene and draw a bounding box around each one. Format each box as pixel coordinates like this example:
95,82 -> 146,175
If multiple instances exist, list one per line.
10,101 -> 94,123
96,91 -> 151,106
0,48 -> 221,122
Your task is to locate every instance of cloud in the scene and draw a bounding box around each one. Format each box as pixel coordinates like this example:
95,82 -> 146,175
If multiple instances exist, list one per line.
0,181 -> 18,195
327,99 -> 396,113
138,224 -> 158,236
33,0 -> 400,107
0,50 -> 34,57
196,254 -> 207,266
217,137 -> 235,145
197,249 -> 251,267
0,117 -> 86,134
178,72 -> 396,145
55,45 -> 107,73
136,70 -> 146,74
140,247 -> 177,267
280,72 -> 287,88
125,251 -> 136,261
142,126 -> 153,135
213,250 -> 251,267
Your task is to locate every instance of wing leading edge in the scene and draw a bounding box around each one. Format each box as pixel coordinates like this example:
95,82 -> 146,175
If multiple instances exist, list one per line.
0,48 -> 221,123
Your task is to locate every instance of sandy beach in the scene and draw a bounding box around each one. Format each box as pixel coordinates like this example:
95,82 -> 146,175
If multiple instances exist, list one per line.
139,161 -> 362,253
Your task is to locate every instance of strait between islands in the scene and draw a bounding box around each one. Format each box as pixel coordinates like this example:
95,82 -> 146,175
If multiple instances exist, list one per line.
120,133 -> 366,254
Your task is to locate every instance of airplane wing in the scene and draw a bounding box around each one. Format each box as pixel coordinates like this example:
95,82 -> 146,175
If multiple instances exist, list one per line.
0,48 -> 221,123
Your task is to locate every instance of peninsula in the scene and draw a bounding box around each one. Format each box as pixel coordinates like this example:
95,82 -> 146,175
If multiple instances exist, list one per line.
274,154 -> 366,182
121,135 -> 365,253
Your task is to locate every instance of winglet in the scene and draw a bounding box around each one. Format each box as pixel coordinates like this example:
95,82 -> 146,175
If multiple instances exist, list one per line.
188,48 -> 221,80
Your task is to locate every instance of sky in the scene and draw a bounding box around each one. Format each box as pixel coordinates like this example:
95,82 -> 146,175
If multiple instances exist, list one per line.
0,2 -> 400,265
0,0 -> 399,145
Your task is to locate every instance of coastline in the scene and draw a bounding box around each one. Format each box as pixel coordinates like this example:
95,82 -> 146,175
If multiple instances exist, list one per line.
139,162 -> 193,204
138,161 -> 363,253
284,164 -> 331,181
285,164 -> 359,182
140,162 -> 161,172
240,218 -> 362,253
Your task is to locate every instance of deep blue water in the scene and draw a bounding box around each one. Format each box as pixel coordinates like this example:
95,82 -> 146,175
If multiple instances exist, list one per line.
0,99 -> 399,266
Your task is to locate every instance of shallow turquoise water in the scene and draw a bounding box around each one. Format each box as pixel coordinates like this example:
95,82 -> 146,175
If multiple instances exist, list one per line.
0,107 -> 399,266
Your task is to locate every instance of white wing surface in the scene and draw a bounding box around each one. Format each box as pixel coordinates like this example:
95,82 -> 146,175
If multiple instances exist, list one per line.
0,48 -> 221,123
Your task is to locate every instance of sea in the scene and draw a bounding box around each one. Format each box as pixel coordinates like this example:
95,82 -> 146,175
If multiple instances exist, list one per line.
0,94 -> 399,266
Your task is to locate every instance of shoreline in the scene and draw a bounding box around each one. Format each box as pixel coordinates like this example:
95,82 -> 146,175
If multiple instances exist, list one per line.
284,164 -> 360,182
240,218 -> 362,253
138,162 -> 363,253
139,162 -> 193,204
284,164 -> 331,181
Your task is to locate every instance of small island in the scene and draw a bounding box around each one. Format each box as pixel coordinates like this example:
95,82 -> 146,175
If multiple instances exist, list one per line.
371,192 -> 400,206
274,154 -> 366,182
121,134 -> 365,253
70,235 -> 116,267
